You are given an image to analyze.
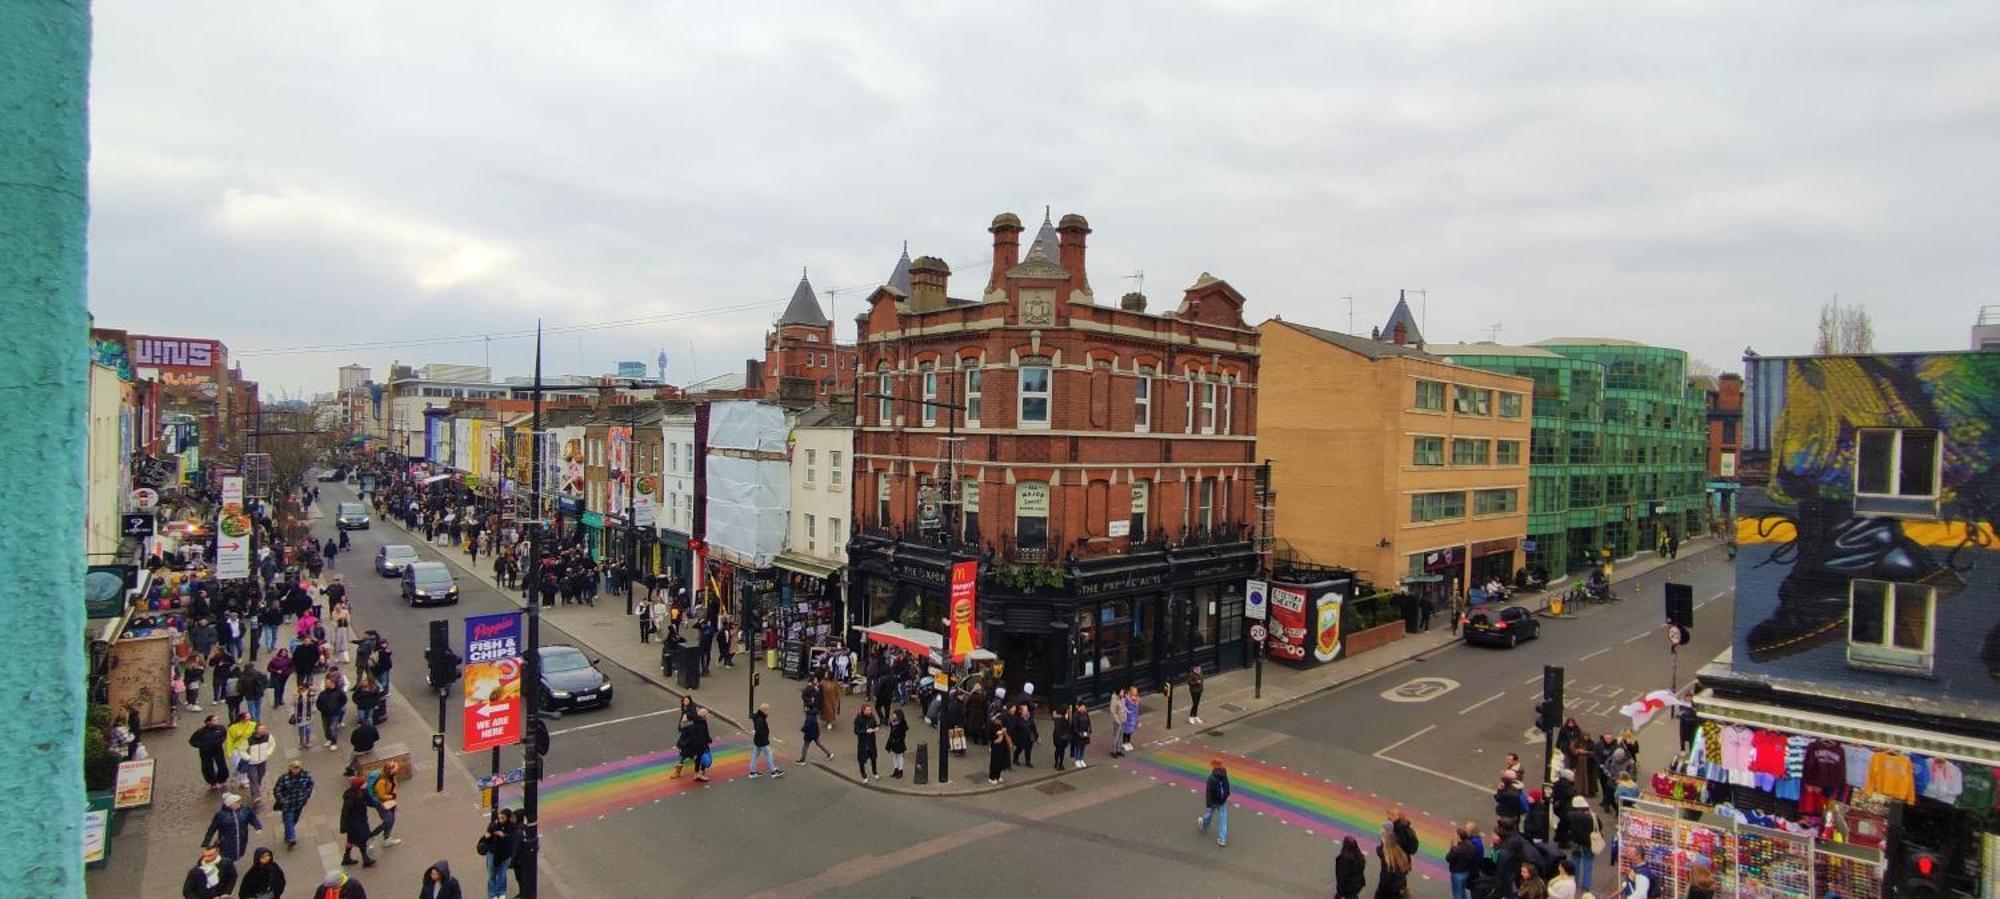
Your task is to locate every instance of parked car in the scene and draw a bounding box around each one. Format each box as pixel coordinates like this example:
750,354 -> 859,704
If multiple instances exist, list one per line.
401,562 -> 460,607
1464,605 -> 1541,648
335,501 -> 370,530
375,544 -> 420,577
317,466 -> 350,482
538,645 -> 613,712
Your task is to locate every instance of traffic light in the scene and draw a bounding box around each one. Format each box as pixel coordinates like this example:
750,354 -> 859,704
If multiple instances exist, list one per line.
1537,665 -> 1565,732
527,717 -> 551,757
426,619 -> 461,692
1666,583 -> 1694,630
1535,700 -> 1561,733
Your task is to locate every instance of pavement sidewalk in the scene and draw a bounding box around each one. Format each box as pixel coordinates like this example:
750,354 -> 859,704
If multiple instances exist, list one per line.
400,505 -> 1717,797
87,514 -> 517,898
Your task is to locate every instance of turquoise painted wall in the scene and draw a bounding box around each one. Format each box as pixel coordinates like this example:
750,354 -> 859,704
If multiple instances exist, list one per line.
0,1 -> 92,893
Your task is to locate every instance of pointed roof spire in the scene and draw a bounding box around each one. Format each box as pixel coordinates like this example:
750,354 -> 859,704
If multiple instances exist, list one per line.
1381,291 -> 1424,346
1031,206 -> 1060,264
778,270 -> 830,326
884,241 -> 913,295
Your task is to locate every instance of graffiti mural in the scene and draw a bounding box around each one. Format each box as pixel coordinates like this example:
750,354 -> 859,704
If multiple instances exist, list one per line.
1735,352 -> 2000,699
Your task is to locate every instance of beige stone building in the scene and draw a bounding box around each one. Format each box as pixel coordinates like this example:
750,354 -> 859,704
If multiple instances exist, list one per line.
1257,318 -> 1533,601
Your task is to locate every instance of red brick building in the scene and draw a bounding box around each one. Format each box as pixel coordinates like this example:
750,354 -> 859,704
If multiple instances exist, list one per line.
760,272 -> 858,405
1705,371 -> 1743,522
848,211 -> 1262,704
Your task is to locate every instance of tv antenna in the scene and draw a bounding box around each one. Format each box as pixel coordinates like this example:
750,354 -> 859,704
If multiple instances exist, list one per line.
1123,270 -> 1145,294
1483,322 -> 1504,342
1342,295 -> 1355,333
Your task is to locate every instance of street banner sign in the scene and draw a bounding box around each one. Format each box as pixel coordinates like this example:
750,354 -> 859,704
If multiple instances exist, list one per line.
475,767 -> 527,790
129,488 -> 159,511
462,612 -> 525,753
947,560 -> 980,661
121,514 -> 155,538
1244,579 -> 1268,620
215,477 -> 250,580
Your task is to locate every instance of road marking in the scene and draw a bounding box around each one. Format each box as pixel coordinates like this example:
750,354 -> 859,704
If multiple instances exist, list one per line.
1375,724 -> 1436,755
1522,673 -> 1543,685
1380,677 -> 1461,703
1578,647 -> 1613,662
1457,691 -> 1507,715
1370,748 -> 1492,796
1623,631 -> 1652,644
547,706 -> 679,736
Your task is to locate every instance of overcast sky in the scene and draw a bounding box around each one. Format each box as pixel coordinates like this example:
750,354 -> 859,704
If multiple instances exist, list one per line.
88,2 -> 1999,396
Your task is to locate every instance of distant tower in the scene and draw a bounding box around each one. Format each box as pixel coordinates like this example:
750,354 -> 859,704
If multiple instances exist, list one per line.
656,348 -> 669,382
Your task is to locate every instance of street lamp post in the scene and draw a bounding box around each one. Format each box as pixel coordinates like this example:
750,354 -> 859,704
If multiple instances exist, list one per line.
520,323 -> 546,898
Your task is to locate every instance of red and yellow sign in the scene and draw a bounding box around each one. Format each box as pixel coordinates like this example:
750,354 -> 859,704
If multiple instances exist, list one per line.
948,561 -> 980,661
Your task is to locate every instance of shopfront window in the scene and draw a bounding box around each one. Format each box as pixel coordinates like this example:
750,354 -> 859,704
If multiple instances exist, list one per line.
1074,610 -> 1097,678
1192,585 -> 1220,649
1132,601 -> 1155,673
1098,600 -> 1131,674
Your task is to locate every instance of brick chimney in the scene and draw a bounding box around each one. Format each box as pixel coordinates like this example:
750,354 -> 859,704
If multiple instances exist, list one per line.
1120,291 -> 1147,312
909,256 -> 952,313
987,213 -> 1022,294
1057,213 -> 1091,298
1392,322 -> 1407,346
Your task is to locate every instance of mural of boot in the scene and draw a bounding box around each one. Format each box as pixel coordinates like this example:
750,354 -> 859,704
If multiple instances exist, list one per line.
1748,512 -> 1962,662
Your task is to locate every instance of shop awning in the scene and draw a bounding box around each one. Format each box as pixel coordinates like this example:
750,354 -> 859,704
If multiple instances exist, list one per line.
1695,688 -> 2000,767
421,474 -> 453,484
852,622 -> 943,657
773,551 -> 840,580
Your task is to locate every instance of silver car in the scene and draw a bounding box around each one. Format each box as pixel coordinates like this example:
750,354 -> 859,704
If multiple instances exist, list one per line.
375,544 -> 419,576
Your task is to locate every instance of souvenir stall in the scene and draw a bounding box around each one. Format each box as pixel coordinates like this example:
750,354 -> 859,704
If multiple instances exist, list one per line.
769,562 -> 842,680
1617,713 -> 2000,897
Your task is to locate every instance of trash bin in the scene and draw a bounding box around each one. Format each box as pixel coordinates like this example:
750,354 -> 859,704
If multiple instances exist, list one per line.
678,646 -> 702,689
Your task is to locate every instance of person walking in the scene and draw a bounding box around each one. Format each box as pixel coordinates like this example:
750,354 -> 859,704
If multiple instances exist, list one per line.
338,776 -> 377,868
350,675 -> 382,727
418,861 -> 461,899
1107,688 -> 1128,759
316,675 -> 348,751
272,760 -> 314,850
1334,836 -> 1367,899
637,597 -> 654,644
1446,827 -> 1480,899
1374,823 -> 1412,899
237,846 -> 286,899
1120,687 -> 1140,754
1187,667 -> 1205,726
182,844 -> 238,899
201,793 -> 262,864
747,703 -> 782,778
986,712 -> 1013,785
885,709 -> 909,779
329,603 -> 354,665
854,702 -> 881,782
266,650 -> 293,705
290,683 -> 314,751
1068,702 -> 1091,768
1198,757 -> 1231,847
797,704 -> 833,764
238,665 -> 269,724
241,726 -> 276,803
478,819 -> 513,899
367,760 -> 402,846
1547,858 -> 1578,899
316,868 -> 367,899
190,715 -> 230,790
688,709 -> 715,782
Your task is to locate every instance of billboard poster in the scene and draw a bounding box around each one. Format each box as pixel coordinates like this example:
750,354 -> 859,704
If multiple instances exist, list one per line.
632,475 -> 656,529
1266,586 -> 1308,661
215,476 -> 250,580
1312,595 -> 1345,662
608,426 -> 631,517
463,612 -> 524,753
948,560 -> 980,661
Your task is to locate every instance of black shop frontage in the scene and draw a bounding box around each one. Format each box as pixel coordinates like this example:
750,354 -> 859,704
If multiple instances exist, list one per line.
848,536 -> 1260,708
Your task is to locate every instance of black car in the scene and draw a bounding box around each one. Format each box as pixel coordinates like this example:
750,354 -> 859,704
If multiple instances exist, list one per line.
400,562 -> 460,606
1464,605 -> 1541,648
538,645 -> 613,712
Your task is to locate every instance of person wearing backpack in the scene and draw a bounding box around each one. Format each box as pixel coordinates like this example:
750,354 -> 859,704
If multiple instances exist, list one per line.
367,760 -> 402,847
1559,796 -> 1599,892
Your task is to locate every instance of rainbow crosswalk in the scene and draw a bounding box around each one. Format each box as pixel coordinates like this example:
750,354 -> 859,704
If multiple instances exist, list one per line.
1125,745 -> 1456,882
496,736 -> 752,829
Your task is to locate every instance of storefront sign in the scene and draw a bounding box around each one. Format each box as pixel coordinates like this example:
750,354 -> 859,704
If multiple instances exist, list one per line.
1267,586 -> 1309,661
633,475 -> 657,528
948,561 -> 979,661
129,488 -> 159,511
581,511 -> 605,528
130,335 -> 219,369
113,758 -> 156,809
894,559 -> 949,587
121,514 -> 155,538
1016,481 -> 1050,515
462,612 -> 524,753
1075,565 -> 1168,598
215,476 -> 250,580
557,496 -> 584,516
1175,555 -> 1256,583
607,426 -> 631,517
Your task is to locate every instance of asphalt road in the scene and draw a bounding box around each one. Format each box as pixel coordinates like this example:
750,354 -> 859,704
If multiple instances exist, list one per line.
313,477 -> 1734,896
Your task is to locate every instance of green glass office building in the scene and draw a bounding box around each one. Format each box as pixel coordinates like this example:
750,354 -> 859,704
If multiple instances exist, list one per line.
1440,338 -> 1708,577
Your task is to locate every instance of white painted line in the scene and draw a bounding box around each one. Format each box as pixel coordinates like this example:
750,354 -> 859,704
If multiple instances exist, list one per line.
1624,631 -> 1652,644
547,706 -> 679,737
1578,647 -> 1613,662
1375,724 -> 1437,756
1458,691 -> 1507,715
1522,673 -> 1543,685
1370,751 -> 1493,795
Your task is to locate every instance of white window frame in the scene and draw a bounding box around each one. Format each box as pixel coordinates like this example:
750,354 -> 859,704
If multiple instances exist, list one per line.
829,450 -> 843,487
963,361 -> 982,428
1221,376 -> 1234,435
1198,478 -> 1215,531
877,367 -> 893,424
805,513 -> 817,553
804,448 -> 816,483
921,363 -> 938,427
1854,428 -> 1941,510
830,517 -> 843,550
1134,373 -> 1152,433
1184,373 -> 1197,434
1018,364 -> 1052,428
1847,579 -> 1936,674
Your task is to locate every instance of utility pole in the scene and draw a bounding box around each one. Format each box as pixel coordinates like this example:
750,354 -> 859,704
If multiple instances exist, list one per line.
521,322 -> 545,898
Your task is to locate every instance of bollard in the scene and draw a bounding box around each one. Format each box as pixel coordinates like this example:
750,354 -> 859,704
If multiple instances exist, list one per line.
914,743 -> 930,785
